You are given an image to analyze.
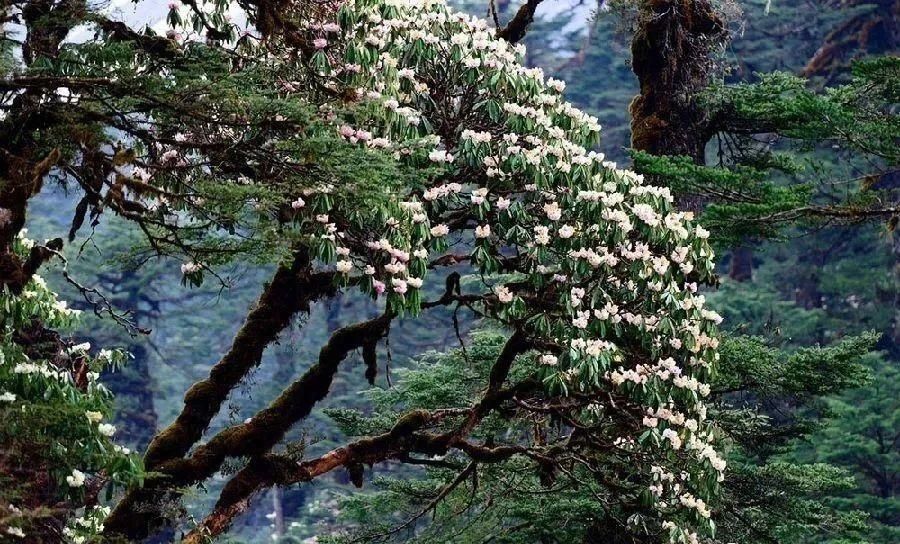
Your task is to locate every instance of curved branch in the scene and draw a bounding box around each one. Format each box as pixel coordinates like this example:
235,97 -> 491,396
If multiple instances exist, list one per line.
182,409 -> 437,544
104,250 -> 335,539
184,332 -> 534,541
142,250 -> 333,468
157,311 -> 395,482
183,423 -> 529,543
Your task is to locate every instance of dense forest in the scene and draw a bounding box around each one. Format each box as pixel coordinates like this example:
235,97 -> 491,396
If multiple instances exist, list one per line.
0,0 -> 897,543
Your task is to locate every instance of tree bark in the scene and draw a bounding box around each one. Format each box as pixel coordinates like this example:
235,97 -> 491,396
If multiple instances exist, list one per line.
0,0 -> 85,292
803,0 -> 900,82
629,1 -> 760,285
629,0 -> 726,167
104,308 -> 389,541
103,253 -> 335,539
139,251 -> 333,469
183,331 -> 533,542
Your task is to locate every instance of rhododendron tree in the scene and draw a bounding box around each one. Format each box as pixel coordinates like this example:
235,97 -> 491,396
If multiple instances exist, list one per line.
2,0 -> 725,542
0,233 -> 140,542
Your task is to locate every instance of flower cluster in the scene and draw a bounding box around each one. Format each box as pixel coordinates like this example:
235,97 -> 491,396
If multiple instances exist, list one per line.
63,505 -> 111,544
259,1 -> 726,539
0,235 -> 140,541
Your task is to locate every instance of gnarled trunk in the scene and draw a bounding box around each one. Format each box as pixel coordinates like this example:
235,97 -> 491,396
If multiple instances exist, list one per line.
629,0 -> 725,168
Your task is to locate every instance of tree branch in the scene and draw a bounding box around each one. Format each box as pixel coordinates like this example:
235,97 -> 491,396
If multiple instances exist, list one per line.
157,311 -> 395,482
104,250 -> 335,539
496,0 -> 544,44
184,332 -> 534,541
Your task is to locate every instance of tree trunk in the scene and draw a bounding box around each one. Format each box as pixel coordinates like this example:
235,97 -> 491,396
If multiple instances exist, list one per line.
803,0 -> 900,82
729,246 -> 754,282
629,0 -> 728,213
629,0 -> 725,166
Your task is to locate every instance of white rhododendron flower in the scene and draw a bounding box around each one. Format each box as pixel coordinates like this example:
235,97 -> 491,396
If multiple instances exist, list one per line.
493,284 -> 514,303
66,469 -> 86,488
540,354 -> 559,366
336,260 -> 353,273
181,262 -> 201,275
429,224 -> 449,237
97,423 -> 116,437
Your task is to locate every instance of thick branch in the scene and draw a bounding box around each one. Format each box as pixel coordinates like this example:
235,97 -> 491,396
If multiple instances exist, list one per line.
496,0 -> 544,44
157,311 -> 395,482
142,251 -> 333,468
103,250 -> 334,539
184,332 -> 533,541
92,16 -> 183,59
183,417 -> 528,543
182,409 -> 436,543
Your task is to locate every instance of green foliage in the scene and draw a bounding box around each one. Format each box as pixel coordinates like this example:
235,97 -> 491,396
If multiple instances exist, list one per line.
707,332 -> 878,542
0,235 -> 142,541
784,355 -> 900,541
316,2 -> 900,543
632,151 -> 810,248
716,58 -> 900,161
716,332 -> 875,399
716,462 -> 868,544
2,0 -> 897,542
631,56 -> 900,250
